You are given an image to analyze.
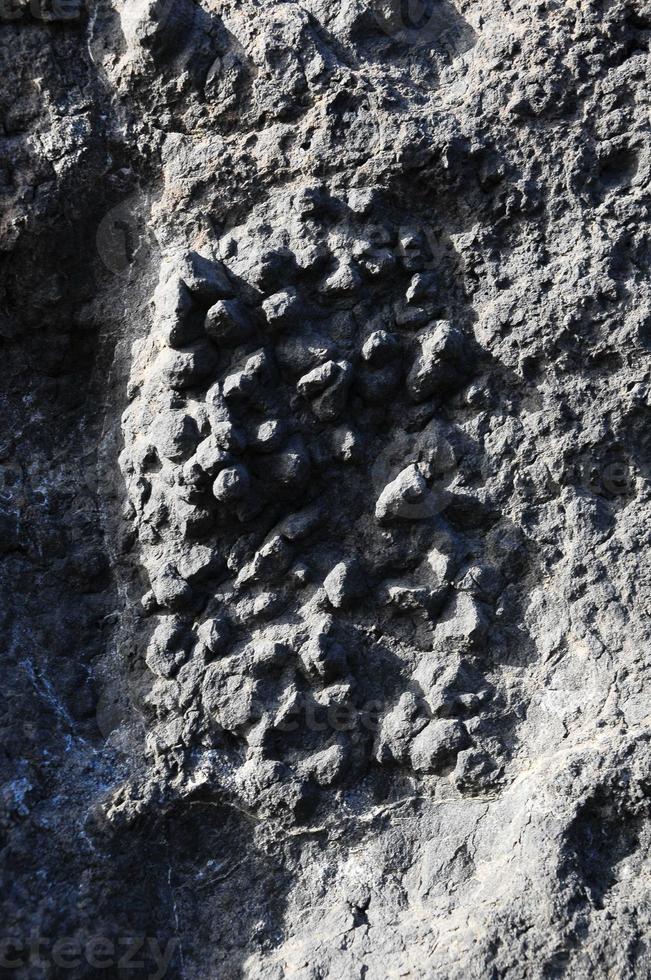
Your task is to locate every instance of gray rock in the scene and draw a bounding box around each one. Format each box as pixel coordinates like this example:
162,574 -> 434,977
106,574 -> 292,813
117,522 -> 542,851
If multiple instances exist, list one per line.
176,543 -> 221,583
309,361 -> 353,421
205,298 -> 253,347
262,437 -> 310,495
193,436 -> 232,476
299,631 -> 348,683
150,410 -> 199,462
277,504 -> 323,541
262,286 -> 303,331
155,342 -> 219,390
406,272 -> 439,305
222,348 -> 273,402
330,425 -> 363,463
196,616 -> 232,657
150,563 -> 195,611
409,718 -> 470,774
145,616 -> 194,679
210,420 -> 247,454
436,593 -> 489,652
296,359 -> 340,397
406,321 -> 471,402
202,666 -> 262,732
275,331 -> 334,375
179,251 -> 233,304
375,692 -> 430,765
212,464 -> 251,505
398,228 -> 434,272
361,329 -> 401,365
323,559 -> 367,609
15,3 -> 651,976
154,276 -> 204,348
237,534 -> 294,585
248,418 -> 287,453
375,464 -> 431,523
301,742 -> 348,787
249,639 -> 290,674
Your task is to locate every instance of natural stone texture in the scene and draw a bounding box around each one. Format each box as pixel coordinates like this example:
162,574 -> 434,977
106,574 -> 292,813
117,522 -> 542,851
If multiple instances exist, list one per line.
3,1 -> 651,977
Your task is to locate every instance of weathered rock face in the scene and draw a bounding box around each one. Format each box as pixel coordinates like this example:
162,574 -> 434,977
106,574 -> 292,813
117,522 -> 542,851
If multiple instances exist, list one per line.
1,0 -> 651,977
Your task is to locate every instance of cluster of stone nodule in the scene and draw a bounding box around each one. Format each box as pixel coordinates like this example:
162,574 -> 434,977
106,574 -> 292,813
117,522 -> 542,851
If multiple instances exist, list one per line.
120,187 -> 508,819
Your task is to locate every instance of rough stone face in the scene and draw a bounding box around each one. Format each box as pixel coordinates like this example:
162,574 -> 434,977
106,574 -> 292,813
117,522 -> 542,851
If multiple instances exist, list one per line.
3,0 -> 651,977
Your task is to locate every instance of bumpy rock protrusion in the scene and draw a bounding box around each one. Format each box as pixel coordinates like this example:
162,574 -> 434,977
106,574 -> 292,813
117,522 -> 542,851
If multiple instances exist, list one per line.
323,559 -> 367,609
375,464 -> 432,523
407,322 -> 472,402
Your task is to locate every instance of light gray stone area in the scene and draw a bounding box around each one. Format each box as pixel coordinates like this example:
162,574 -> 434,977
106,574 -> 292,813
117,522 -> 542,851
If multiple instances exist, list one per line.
0,0 -> 650,977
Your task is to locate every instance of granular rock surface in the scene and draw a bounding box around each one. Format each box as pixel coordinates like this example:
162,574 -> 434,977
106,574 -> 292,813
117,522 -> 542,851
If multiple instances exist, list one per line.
1,1 -> 651,977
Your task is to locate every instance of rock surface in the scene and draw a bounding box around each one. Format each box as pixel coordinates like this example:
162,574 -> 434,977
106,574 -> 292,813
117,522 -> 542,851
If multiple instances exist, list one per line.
1,0 -> 651,977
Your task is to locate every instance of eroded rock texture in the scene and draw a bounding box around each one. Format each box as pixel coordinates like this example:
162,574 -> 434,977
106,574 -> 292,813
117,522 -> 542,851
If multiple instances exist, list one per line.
1,0 -> 651,977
